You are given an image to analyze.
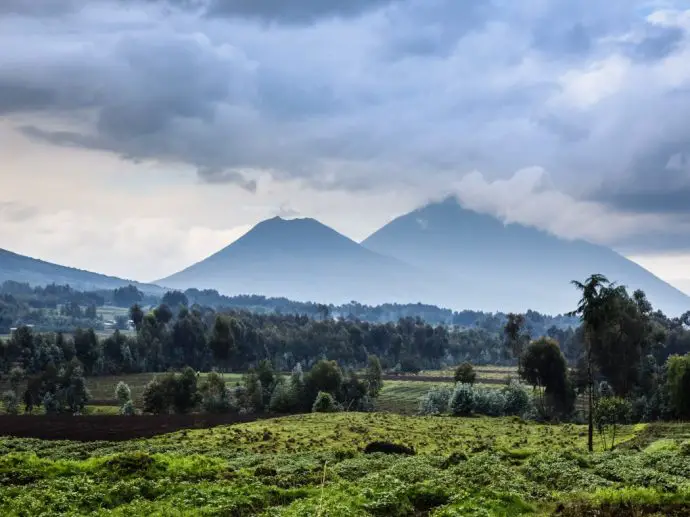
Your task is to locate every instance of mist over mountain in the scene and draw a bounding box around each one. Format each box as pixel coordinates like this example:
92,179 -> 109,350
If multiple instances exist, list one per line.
0,248 -> 163,294
5,199 -> 688,316
157,216 -> 438,306
362,197 -> 690,316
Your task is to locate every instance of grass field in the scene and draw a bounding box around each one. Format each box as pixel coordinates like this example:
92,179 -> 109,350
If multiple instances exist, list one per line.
0,413 -> 688,516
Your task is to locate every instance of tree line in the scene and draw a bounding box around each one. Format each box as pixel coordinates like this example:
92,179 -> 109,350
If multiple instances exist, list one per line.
1,281 -> 577,336
418,276 -> 690,450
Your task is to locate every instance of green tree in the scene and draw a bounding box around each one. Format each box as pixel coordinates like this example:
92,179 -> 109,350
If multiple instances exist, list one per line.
199,371 -> 231,413
594,397 -> 631,450
173,367 -> 201,414
312,391 -> 338,413
129,304 -> 144,331
520,337 -> 573,416
59,359 -> 91,414
569,273 -> 613,452
454,362 -> 477,385
269,378 -> 298,413
142,374 -> 172,414
666,354 -> 690,419
364,355 -> 383,397
209,315 -> 235,371
305,360 -> 343,402
113,285 -> 143,308
504,313 -> 528,370
115,381 -> 131,407
161,291 -> 189,311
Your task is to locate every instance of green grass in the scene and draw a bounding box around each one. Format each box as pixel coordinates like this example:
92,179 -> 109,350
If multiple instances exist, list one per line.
0,414 -> 687,516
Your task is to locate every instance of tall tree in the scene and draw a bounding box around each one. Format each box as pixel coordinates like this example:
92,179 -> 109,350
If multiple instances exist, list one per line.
568,273 -> 613,452
504,313 -> 527,370
520,337 -> 573,416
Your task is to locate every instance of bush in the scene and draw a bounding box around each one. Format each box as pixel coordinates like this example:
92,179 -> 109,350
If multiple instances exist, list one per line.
269,379 -> 298,414
2,390 -> 19,415
502,381 -> 533,416
115,382 -> 132,407
199,372 -> 232,413
474,389 -> 507,416
454,362 -> 477,385
448,383 -> 476,416
143,369 -> 201,415
119,400 -> 137,416
312,391 -> 338,413
142,376 -> 172,414
419,387 -> 452,415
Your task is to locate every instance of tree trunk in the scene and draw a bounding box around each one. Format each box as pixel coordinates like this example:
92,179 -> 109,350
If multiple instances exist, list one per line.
587,351 -> 594,453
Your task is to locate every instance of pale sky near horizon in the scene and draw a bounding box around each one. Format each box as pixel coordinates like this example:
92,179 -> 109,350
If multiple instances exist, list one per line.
1,1 -> 690,294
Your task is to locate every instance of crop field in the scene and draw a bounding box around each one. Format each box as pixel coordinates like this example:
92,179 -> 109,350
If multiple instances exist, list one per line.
1,368 -> 514,417
375,380 -> 503,414
0,414 -> 688,516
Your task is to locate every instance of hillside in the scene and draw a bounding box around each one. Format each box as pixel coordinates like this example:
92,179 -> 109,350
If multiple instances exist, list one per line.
362,197 -> 690,315
0,248 -> 163,294
158,216 -> 439,305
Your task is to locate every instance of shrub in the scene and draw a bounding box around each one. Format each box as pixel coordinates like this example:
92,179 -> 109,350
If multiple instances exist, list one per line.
312,391 -> 338,413
142,376 -> 172,414
365,355 -> 384,398
680,441 -> 690,456
119,400 -> 137,416
269,379 -> 298,414
8,367 -> 25,392
454,362 -> 477,385
200,372 -> 232,413
502,380 -> 533,416
42,392 -> 59,415
419,387 -> 452,416
474,388 -> 507,416
115,382 -> 132,408
2,390 -> 19,415
448,383 -> 476,416
594,397 -> 632,450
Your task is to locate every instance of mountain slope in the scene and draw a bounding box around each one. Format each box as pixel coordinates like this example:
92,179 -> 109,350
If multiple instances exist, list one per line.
362,197 -> 690,315
0,248 -> 163,293
158,217 -> 437,305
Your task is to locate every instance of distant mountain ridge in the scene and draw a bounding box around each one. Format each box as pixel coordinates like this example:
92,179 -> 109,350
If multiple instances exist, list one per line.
362,197 -> 690,315
157,216 -> 441,306
0,248 -> 163,294
5,198 -> 689,316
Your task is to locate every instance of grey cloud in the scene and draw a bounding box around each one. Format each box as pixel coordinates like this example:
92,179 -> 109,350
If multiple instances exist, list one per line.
204,0 -> 399,23
625,25 -> 685,62
3,0 -> 690,257
0,201 -> 39,223
0,0 -> 85,16
197,167 -> 258,192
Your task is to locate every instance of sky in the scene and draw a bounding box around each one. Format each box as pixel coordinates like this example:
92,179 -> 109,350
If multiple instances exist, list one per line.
1,0 -> 690,292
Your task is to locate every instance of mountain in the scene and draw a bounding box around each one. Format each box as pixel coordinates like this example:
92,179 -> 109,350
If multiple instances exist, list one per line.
0,248 -> 163,294
158,216 -> 438,305
362,197 -> 690,316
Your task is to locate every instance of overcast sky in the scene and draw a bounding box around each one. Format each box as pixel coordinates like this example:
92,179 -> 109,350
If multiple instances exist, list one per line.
1,0 -> 690,292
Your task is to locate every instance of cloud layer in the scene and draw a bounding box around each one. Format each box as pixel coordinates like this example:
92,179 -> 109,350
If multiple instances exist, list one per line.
1,0 -> 690,270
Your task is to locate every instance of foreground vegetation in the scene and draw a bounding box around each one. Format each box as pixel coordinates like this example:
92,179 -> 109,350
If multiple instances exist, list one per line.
0,413 -> 688,516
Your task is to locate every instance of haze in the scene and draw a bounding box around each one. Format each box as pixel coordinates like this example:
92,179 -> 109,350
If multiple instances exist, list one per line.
1,1 -> 690,294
